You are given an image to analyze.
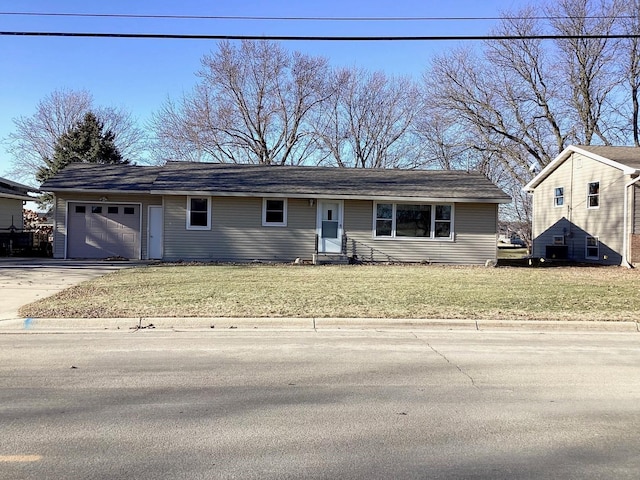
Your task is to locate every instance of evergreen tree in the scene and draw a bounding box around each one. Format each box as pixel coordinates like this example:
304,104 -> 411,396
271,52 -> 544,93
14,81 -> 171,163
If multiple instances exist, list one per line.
37,112 -> 128,184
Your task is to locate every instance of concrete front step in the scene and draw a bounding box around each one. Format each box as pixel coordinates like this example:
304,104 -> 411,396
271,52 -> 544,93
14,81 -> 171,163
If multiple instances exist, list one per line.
312,253 -> 350,265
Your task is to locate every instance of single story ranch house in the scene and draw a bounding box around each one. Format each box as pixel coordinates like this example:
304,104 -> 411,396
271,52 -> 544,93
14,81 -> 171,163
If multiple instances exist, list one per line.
40,162 -> 511,264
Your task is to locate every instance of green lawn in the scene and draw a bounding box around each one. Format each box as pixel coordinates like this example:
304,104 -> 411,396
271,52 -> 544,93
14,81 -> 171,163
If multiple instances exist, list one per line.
19,264 -> 640,321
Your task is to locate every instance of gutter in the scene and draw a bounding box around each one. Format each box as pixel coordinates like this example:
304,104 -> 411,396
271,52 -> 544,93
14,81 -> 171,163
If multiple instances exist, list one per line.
622,175 -> 640,268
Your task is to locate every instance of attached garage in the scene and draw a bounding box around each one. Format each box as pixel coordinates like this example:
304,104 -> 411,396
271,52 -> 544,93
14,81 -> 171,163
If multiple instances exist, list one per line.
67,202 -> 141,259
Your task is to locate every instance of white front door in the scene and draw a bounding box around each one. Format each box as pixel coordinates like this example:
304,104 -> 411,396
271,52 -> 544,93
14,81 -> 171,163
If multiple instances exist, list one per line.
317,200 -> 343,253
148,206 -> 163,259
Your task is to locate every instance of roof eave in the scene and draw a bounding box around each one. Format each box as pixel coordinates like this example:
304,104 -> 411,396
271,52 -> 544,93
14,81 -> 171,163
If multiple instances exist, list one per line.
0,193 -> 35,201
43,187 -> 151,195
150,189 -> 510,203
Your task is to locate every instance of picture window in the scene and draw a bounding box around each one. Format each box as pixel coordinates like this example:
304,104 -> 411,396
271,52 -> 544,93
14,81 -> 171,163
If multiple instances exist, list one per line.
374,203 -> 454,239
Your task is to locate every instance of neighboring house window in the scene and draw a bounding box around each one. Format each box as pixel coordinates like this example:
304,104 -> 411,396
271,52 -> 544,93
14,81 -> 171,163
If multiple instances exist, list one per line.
587,181 -> 600,208
374,203 -> 454,239
553,235 -> 564,246
554,187 -> 564,207
262,198 -> 287,226
187,196 -> 211,230
586,236 -> 599,259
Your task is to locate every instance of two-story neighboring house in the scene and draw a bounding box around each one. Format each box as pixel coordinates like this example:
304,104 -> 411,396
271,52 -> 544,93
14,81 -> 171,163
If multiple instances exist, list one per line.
524,145 -> 640,266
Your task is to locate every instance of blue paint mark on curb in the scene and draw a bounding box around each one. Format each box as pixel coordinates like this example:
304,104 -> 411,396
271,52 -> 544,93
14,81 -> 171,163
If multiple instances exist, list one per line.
23,318 -> 33,330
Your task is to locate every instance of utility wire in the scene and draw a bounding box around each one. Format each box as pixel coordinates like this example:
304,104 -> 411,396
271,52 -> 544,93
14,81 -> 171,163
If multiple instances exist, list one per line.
1,31 -> 639,41
0,12 -> 635,21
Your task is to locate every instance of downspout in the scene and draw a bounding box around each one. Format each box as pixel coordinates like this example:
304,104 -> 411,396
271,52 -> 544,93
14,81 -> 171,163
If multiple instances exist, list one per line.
622,175 -> 640,268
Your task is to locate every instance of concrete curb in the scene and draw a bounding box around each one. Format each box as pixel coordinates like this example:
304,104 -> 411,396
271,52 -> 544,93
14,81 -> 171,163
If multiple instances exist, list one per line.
0,317 -> 638,333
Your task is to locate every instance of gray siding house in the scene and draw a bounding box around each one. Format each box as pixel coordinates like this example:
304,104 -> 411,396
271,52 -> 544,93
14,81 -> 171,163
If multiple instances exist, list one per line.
41,162 -> 510,264
524,145 -> 640,266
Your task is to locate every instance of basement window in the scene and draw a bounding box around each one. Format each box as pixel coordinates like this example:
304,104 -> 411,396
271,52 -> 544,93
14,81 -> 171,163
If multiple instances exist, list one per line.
586,236 -> 599,259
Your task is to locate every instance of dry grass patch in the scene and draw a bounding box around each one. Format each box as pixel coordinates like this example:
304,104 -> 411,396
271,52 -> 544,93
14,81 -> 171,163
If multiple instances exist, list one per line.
19,264 -> 640,321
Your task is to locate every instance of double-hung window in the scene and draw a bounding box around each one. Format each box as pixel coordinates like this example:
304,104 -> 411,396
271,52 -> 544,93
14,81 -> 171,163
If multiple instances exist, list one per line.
187,196 -> 211,230
374,203 -> 453,239
262,198 -> 287,226
586,236 -> 599,259
587,182 -> 600,208
554,187 -> 564,207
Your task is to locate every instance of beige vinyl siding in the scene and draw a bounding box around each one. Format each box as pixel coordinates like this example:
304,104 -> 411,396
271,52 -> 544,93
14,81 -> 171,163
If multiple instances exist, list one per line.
163,196 -> 316,262
343,200 -> 498,264
51,193 -> 160,259
0,197 -> 24,230
532,152 -> 626,264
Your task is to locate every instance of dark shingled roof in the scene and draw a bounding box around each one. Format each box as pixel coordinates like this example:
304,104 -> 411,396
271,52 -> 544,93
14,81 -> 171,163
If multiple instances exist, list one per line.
40,163 -> 163,192
574,145 -> 640,170
0,176 -> 39,200
41,161 -> 511,203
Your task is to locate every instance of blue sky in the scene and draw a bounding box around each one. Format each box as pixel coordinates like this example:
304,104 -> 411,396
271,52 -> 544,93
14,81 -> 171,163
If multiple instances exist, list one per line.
0,0 -> 527,179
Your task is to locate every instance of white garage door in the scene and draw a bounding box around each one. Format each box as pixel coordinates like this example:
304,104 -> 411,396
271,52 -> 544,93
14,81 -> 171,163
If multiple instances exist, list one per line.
67,203 -> 140,259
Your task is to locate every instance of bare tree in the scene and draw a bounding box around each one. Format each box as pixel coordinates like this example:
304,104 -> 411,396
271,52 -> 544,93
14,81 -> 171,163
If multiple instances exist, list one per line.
151,40 -> 330,165
419,0 -> 632,237
619,0 -> 640,146
313,67 -> 423,168
546,0 -> 623,145
4,88 -> 147,183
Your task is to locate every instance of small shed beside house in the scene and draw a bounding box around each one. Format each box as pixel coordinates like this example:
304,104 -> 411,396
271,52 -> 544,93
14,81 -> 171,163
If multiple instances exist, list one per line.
0,176 -> 39,255
40,162 -> 511,264
524,145 -> 640,266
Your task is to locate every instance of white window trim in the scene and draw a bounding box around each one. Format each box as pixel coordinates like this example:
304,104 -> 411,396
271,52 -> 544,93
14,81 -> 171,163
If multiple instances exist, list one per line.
587,181 -> 600,209
372,202 -> 454,241
585,236 -> 599,259
554,186 -> 564,207
262,198 -> 288,227
186,196 -> 211,230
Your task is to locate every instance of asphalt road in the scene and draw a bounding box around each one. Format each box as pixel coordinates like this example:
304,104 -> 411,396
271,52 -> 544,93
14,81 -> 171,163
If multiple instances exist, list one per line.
1,329 -> 639,480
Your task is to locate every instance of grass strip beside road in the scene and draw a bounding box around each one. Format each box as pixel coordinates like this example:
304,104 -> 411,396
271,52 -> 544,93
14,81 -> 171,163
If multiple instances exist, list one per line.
18,264 -> 640,321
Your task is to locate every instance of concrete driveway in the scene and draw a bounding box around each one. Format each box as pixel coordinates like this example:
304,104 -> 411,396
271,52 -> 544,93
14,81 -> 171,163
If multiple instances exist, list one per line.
0,258 -> 137,320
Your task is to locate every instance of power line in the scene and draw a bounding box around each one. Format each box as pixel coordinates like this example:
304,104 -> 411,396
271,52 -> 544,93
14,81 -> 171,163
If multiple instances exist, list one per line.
0,11 -> 635,22
1,31 -> 639,41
